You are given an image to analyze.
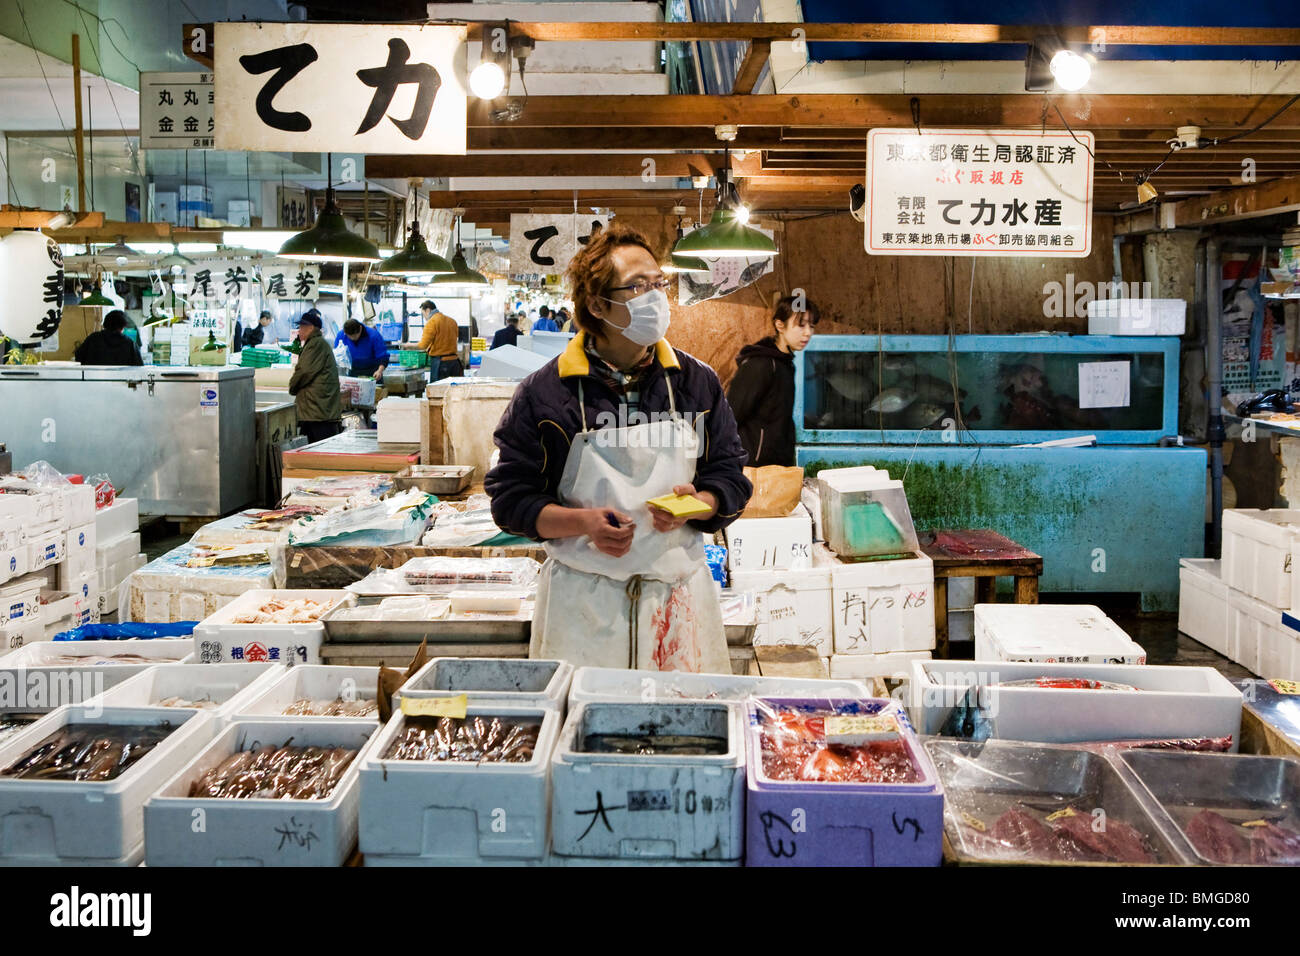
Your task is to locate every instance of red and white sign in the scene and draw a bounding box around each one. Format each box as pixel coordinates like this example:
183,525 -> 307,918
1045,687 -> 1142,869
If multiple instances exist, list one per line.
865,128 -> 1093,257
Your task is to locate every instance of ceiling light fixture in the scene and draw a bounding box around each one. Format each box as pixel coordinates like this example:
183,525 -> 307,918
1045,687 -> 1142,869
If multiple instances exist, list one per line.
470,22 -> 510,100
672,152 -> 776,259
278,153 -> 380,263
1026,36 -> 1092,92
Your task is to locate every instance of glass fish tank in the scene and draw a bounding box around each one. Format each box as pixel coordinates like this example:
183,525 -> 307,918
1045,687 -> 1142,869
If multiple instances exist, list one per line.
796,334 -> 1179,444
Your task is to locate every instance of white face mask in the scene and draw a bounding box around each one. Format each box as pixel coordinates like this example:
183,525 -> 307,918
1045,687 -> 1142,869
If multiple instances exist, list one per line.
601,287 -> 670,347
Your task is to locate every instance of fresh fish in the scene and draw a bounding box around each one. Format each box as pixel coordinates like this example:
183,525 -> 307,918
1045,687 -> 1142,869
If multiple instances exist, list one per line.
881,355 -> 914,372
826,371 -> 875,402
911,375 -> 969,404
896,402 -> 947,429
867,387 -> 917,414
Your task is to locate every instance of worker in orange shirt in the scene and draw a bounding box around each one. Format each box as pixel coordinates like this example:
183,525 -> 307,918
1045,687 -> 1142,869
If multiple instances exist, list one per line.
409,299 -> 463,380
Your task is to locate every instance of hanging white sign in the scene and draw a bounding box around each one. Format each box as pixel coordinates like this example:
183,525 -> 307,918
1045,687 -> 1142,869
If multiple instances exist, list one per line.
0,231 -> 63,346
864,128 -> 1094,257
139,72 -> 215,150
509,214 -> 608,276
214,23 -> 468,154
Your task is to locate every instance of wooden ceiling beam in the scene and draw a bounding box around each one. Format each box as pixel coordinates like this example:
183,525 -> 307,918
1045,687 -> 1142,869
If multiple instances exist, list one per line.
468,94 -> 1300,131
366,153 -> 721,179
731,39 -> 772,95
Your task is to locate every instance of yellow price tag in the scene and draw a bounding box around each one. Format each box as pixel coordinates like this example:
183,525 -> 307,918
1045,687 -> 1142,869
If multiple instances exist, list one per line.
959,810 -> 987,833
823,714 -> 900,743
1046,807 -> 1078,822
400,694 -> 468,719
1269,679 -> 1300,696
1241,819 -> 1270,828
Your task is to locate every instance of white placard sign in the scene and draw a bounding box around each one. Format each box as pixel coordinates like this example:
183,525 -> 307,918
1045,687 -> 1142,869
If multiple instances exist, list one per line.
865,128 -> 1094,257
140,72 -> 215,149
1078,361 -> 1131,409
215,23 -> 468,154
509,213 -> 608,275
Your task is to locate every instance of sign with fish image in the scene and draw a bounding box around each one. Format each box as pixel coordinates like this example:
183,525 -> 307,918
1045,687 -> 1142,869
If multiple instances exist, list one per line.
677,229 -> 776,306
865,128 -> 1093,257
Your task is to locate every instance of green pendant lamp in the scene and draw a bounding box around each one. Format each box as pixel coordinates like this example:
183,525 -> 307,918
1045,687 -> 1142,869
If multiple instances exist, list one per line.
673,207 -> 776,259
278,154 -> 380,264
79,287 -> 114,306
158,243 -> 195,273
663,252 -> 711,275
430,245 -> 489,288
377,220 -> 454,277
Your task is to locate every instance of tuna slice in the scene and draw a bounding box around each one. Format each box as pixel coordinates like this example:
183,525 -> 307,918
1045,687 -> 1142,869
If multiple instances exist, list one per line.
1052,810 -> 1156,864
1249,822 -> 1300,865
1185,809 -> 1251,864
990,805 -> 1058,860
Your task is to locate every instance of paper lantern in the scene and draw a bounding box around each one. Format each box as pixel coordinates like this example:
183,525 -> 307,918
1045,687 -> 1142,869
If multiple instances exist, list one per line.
0,230 -> 64,346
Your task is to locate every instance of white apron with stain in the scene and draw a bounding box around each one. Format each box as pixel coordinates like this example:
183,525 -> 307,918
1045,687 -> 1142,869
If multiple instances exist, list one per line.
531,378 -> 730,673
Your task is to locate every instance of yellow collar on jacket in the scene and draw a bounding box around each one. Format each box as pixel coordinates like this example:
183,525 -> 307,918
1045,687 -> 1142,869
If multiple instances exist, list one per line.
557,330 -> 679,379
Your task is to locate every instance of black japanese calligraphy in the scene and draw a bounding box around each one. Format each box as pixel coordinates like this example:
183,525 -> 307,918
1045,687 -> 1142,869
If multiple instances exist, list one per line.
264,272 -> 288,297
524,225 -> 560,266
192,269 -> 213,297
184,89 -> 198,106
575,791 -> 625,841
239,43 -> 319,132
1034,198 -> 1063,225
158,89 -> 173,106
223,266 -> 248,297
356,38 -> 441,140
294,271 -> 316,297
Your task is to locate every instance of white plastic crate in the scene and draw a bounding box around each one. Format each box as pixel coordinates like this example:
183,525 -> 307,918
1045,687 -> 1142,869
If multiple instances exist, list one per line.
0,638 -> 194,668
829,553 -> 935,655
0,704 -> 212,863
550,701 -> 745,861
1227,588 -> 1293,679
193,589 -> 355,666
237,665 -> 381,719
724,512 -> 813,572
567,666 -> 869,706
728,567 -> 833,655
1085,297 -> 1186,335
399,658 -> 573,713
974,603 -> 1146,664
1221,508 -> 1300,610
143,718 -> 378,866
908,659 -> 1244,746
91,663 -> 286,720
358,704 -> 560,864
1179,558 -> 1230,655
94,498 -> 139,545
829,651 -> 931,680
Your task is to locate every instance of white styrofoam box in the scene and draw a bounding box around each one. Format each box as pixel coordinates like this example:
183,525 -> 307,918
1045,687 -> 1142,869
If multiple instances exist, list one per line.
91,663 -> 286,720
376,396 -> 423,444
0,576 -> 40,628
61,522 -> 96,583
143,718 -> 378,866
0,515 -> 20,551
38,590 -> 94,633
60,569 -> 96,608
94,498 -> 140,546
129,544 -> 275,623
829,553 -> 935,655
1085,297 -> 1187,335
948,576 -> 976,610
0,638 -> 194,668
830,651 -> 931,681
236,665 -> 381,719
974,603 -> 1146,665
96,531 -> 141,571
358,705 -> 560,863
60,483 -> 96,528
1179,558 -> 1229,655
399,658 -> 573,713
550,701 -> 745,861
567,666 -> 869,707
26,527 -> 66,573
1227,588 -> 1291,678
724,512 -> 813,572
0,488 -> 60,526
729,566 -> 834,656
98,553 -> 146,616
908,659 -> 1244,747
477,344 -> 549,380
1221,508 -> 1300,610
0,704 -> 213,862
0,616 -> 43,652
192,589 -> 355,666
0,546 -> 26,586
949,608 -> 974,643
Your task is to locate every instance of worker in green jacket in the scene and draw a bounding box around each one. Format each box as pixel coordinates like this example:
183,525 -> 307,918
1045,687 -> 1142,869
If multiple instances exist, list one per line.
288,309 -> 343,444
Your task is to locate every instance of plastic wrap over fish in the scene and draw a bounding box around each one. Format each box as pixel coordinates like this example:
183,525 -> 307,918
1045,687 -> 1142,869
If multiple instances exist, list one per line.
752,697 -> 921,785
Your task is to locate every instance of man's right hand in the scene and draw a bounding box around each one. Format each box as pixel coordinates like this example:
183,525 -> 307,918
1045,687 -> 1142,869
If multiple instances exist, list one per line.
584,508 -> 635,557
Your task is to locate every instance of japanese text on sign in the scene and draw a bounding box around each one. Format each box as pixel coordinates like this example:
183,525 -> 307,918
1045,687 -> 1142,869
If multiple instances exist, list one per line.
508,213 -> 608,275
214,23 -> 467,154
139,72 -> 215,150
864,129 -> 1093,257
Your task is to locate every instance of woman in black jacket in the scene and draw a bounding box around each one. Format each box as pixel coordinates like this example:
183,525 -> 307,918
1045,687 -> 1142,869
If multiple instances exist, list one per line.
726,295 -> 820,467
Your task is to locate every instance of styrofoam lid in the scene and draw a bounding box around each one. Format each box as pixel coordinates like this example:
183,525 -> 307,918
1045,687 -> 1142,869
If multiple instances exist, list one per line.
975,604 -> 1143,656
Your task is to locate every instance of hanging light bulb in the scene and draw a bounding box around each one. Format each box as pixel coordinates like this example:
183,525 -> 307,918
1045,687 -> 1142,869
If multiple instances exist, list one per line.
470,22 -> 511,99
1049,50 -> 1091,92
278,153 -> 381,263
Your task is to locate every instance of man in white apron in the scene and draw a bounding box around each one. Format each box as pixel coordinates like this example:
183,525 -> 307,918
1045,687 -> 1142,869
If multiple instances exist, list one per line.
485,223 -> 753,672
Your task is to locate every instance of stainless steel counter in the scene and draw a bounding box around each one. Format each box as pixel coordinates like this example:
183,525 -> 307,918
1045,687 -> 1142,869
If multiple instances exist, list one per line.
0,365 -> 256,517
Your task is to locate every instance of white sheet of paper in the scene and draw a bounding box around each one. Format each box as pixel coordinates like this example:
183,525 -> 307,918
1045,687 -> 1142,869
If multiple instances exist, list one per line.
1078,361 -> 1131,409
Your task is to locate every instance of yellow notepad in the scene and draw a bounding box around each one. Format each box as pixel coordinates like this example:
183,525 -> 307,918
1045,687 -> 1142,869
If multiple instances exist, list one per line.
646,493 -> 712,518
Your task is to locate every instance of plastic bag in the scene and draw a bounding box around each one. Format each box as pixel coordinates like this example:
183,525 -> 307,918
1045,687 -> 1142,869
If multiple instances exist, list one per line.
87,473 -> 116,508
18,460 -> 66,487
348,556 -> 540,595
334,342 -> 352,372
750,696 -> 923,784
740,465 -> 804,518
421,508 -> 503,547
704,544 -> 728,587
287,489 -> 433,547
53,621 -> 198,641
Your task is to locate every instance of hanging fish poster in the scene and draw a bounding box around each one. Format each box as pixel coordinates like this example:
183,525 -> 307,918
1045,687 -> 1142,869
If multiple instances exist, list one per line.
1221,251 -> 1284,394
677,228 -> 775,307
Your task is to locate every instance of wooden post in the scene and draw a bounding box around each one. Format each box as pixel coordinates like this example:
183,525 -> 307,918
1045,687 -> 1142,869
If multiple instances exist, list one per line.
363,181 -> 370,242
71,34 -> 86,211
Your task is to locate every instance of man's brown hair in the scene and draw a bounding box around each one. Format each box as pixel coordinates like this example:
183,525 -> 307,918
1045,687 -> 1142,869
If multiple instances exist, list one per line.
564,221 -> 655,339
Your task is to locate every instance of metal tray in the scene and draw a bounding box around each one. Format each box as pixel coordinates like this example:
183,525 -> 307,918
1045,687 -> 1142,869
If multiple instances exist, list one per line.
393,464 -> 475,496
1118,749 -> 1300,866
320,597 -> 528,644
925,738 -> 1188,865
